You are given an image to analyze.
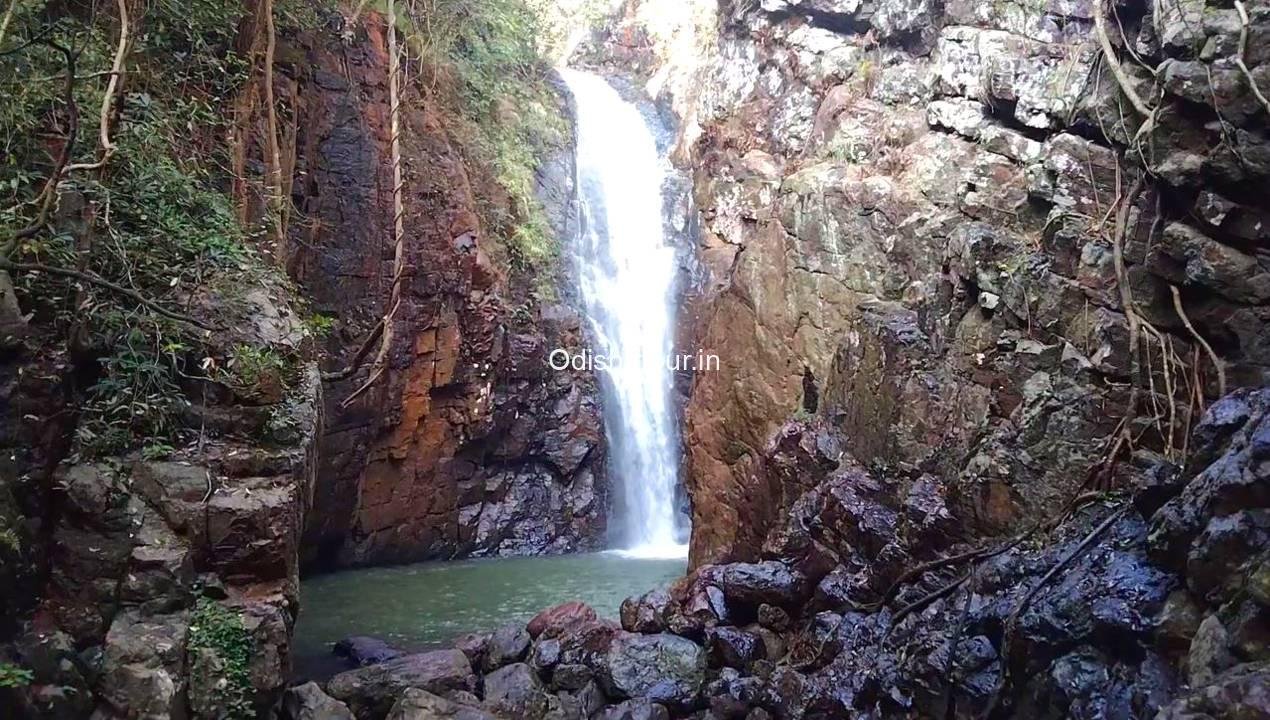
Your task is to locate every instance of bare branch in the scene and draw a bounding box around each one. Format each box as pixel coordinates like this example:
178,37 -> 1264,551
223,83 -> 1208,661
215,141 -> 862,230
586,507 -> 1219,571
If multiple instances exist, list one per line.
0,259 -> 215,330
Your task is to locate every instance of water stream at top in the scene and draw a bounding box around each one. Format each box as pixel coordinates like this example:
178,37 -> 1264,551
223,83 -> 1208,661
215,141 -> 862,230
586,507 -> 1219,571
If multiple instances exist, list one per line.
561,69 -> 687,560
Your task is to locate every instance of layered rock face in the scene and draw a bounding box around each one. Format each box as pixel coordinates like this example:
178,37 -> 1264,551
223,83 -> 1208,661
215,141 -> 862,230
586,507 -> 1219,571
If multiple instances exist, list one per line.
1,277 -> 325,717
285,386 -> 1266,719
288,17 -> 607,568
589,0 -> 1269,564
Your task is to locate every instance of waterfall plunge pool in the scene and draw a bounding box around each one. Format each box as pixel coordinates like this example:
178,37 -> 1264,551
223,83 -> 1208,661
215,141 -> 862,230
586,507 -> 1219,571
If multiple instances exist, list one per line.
293,552 -> 686,680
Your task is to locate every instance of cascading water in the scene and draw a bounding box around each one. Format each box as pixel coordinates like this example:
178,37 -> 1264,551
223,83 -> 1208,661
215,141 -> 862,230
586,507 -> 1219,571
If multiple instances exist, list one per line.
562,68 -> 687,560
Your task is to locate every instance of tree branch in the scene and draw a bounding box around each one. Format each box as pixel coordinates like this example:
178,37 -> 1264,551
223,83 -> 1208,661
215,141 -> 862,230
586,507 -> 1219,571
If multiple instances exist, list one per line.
0,259 -> 215,330
3,37 -> 78,257
63,0 -> 129,174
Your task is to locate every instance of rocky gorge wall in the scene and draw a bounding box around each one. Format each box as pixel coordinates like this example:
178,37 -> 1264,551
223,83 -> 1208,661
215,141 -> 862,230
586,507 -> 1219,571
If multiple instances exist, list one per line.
271,384 -> 1269,719
0,1 -> 610,716
584,0 -> 1270,565
289,14 -> 608,569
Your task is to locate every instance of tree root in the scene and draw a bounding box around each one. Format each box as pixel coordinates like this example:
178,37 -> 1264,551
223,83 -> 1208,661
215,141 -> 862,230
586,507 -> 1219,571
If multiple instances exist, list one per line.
1233,1 -> 1270,118
321,316 -> 385,382
1170,285 -> 1226,398
341,4 -> 408,407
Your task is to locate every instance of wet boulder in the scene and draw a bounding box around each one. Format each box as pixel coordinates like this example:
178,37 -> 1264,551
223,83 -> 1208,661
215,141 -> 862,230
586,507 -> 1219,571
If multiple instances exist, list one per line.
327,649 -> 476,719
712,562 -> 810,613
620,588 -> 672,633
555,618 -> 623,669
705,626 -> 767,669
280,682 -> 356,720
483,623 -> 531,671
528,602 -> 598,639
385,688 -> 495,720
482,662 -> 551,719
335,636 -> 404,667
599,632 -> 707,710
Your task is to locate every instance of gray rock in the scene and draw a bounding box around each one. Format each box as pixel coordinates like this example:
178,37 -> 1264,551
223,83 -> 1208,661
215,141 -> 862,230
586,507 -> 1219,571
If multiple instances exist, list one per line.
593,698 -> 670,720
483,662 -> 551,719
483,623 -> 531,671
1189,615 -> 1237,686
281,682 -> 356,720
600,633 -> 706,709
714,562 -> 810,610
327,649 -> 476,720
385,688 -> 496,720
335,636 -> 405,667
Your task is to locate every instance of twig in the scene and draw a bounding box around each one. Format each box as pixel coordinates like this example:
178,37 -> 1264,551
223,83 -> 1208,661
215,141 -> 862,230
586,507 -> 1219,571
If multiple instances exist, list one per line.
0,0 -> 16,50
0,260 -> 214,330
1232,0 -> 1270,118
1170,285 -> 1226,397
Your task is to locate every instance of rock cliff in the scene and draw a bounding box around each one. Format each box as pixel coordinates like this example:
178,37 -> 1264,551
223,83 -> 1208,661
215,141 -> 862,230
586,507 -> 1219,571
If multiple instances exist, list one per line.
582,0 -> 1270,566
286,15 -> 608,569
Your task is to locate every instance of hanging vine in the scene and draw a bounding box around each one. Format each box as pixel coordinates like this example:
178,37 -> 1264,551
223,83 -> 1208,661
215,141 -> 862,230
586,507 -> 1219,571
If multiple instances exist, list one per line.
342,0 -> 408,407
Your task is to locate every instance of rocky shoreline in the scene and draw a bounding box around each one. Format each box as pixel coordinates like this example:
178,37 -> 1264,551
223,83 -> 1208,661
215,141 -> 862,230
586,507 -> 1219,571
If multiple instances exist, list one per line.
279,387 -> 1269,720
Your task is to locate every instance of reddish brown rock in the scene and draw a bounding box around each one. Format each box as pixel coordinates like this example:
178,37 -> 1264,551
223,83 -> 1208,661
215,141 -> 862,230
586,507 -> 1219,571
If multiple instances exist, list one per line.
528,602 -> 599,639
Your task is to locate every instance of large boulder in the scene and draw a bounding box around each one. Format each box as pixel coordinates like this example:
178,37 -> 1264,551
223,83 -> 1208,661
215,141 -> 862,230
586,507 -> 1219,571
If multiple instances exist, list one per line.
280,682 -> 356,720
482,662 -> 551,719
483,623 -> 531,671
599,633 -> 706,710
528,602 -> 598,639
385,688 -> 496,720
335,636 -> 404,667
712,562 -> 810,612
327,649 -> 476,719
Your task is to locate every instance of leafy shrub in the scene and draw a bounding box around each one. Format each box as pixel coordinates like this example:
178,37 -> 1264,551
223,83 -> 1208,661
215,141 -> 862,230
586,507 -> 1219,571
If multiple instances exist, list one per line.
396,0 -> 565,270
188,598 -> 254,719
0,662 -> 33,689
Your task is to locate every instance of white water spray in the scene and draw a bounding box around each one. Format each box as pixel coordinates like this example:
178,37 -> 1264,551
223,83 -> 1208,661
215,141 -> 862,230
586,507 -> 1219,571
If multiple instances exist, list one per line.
562,69 -> 687,560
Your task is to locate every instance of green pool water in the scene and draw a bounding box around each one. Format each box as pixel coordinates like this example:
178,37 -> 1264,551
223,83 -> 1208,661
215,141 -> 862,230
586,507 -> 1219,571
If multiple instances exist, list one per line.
293,552 -> 687,680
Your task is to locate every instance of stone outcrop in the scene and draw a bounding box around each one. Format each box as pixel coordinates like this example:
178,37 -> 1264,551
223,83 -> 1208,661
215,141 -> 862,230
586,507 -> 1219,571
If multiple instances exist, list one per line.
580,0 -> 1270,566
1,282 -> 324,717
291,14 -> 607,569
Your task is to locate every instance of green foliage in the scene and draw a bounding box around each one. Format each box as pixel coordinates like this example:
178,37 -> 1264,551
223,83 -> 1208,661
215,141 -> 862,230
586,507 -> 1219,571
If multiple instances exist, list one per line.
397,0 -> 564,270
2,0 -> 295,457
224,344 -> 289,393
75,330 -> 190,457
0,662 -> 34,689
188,598 -> 254,719
302,312 -> 336,339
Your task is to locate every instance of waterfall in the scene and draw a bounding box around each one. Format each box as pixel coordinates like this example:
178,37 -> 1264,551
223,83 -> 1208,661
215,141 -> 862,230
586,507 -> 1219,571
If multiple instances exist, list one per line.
562,69 -> 687,560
